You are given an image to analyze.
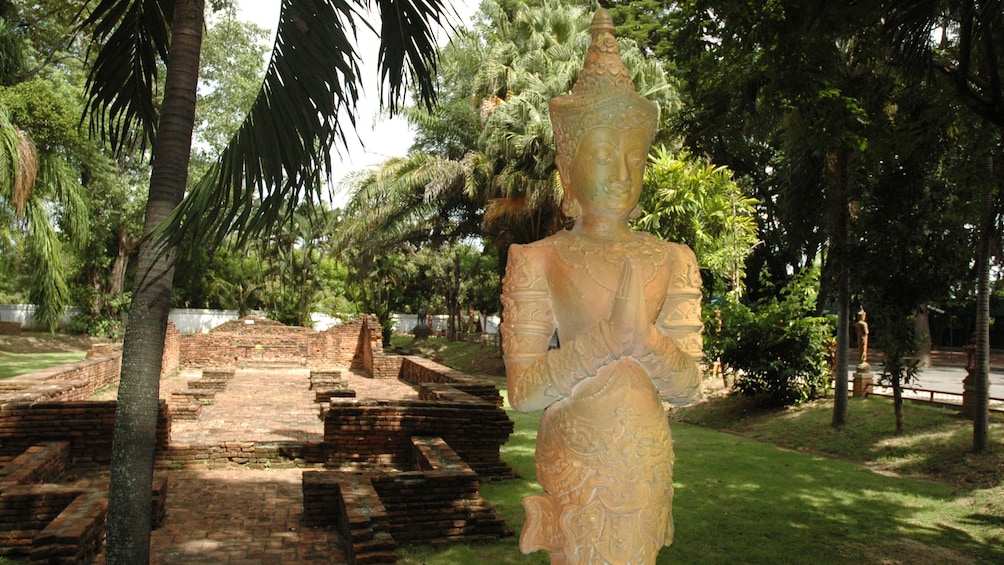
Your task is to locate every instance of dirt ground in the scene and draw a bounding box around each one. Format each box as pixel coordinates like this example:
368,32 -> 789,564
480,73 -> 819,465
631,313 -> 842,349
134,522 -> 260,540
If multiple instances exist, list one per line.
0,332 -> 108,354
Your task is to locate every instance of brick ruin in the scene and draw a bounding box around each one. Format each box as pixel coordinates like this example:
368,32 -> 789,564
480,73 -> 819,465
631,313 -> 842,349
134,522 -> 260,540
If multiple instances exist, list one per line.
0,315 -> 515,563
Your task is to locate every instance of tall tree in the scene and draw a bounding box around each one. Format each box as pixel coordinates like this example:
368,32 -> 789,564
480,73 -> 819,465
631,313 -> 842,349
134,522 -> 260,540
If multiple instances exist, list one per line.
853,82 -> 975,433
657,0 -> 909,427
81,0 -> 452,561
0,1 -> 95,330
880,0 -> 1004,453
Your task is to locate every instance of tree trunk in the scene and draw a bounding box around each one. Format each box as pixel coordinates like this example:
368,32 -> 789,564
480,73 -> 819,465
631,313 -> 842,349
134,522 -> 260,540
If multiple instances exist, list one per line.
914,305 -> 932,369
972,174 -> 994,453
87,268 -> 103,318
108,227 -> 138,299
892,375 -> 904,435
829,149 -> 850,427
446,251 -> 461,342
105,1 -> 204,563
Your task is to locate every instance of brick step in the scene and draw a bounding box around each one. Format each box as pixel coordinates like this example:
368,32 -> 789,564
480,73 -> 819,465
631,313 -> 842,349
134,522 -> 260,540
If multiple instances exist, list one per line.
29,490 -> 107,564
187,378 -> 228,391
314,389 -> 356,403
168,401 -> 202,420
0,442 -> 70,488
171,389 -> 215,403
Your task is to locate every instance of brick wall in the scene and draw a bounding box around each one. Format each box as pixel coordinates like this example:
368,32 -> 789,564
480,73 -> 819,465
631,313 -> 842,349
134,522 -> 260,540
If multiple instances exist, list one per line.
0,442 -> 70,489
176,315 -> 376,370
302,437 -> 511,563
0,484 -> 82,557
161,320 -> 181,377
0,401 -> 171,466
322,398 -> 515,481
399,356 -> 505,406
29,489 -> 108,564
0,348 -> 122,403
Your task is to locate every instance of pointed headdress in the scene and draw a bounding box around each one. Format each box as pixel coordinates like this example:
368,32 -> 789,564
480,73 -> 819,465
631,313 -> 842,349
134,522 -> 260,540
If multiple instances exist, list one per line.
550,9 -> 659,165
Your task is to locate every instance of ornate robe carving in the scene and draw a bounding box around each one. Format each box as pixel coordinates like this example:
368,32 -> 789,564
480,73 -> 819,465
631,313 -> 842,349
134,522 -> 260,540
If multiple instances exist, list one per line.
502,230 -> 703,564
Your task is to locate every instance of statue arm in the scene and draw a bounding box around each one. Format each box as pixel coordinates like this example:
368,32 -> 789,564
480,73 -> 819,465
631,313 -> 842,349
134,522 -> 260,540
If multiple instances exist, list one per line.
501,245 -> 619,412
637,245 -> 704,406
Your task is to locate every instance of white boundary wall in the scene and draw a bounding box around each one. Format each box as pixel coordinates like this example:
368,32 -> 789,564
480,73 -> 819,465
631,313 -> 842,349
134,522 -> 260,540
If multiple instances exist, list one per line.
1,304 -> 499,336
0,304 -> 78,328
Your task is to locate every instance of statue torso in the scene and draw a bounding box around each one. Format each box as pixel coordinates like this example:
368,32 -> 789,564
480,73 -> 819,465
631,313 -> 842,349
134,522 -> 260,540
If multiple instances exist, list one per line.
522,230 -> 674,344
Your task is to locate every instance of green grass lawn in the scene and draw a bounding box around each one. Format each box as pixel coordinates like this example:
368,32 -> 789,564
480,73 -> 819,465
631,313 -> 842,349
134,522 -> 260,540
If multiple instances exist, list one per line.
393,337 -> 1002,565
0,351 -> 86,379
399,394 -> 1002,564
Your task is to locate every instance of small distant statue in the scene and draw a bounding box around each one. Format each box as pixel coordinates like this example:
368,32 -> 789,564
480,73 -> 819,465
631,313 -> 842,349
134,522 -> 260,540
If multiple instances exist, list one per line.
501,10 -> 703,564
855,308 -> 869,365
413,303 -> 432,341
416,304 -> 428,328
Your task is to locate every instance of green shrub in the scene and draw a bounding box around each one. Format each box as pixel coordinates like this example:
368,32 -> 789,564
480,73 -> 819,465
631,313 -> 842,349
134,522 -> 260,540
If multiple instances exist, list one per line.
707,270 -> 833,406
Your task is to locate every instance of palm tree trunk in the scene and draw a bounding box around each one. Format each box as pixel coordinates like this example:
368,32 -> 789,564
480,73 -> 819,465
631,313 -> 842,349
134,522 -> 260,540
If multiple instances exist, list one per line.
105,1 -> 204,562
829,149 -> 850,427
972,176 -> 993,453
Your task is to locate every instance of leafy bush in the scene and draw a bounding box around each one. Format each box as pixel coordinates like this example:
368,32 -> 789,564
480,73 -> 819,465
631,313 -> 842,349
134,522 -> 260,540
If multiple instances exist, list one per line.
707,270 -> 833,406
68,292 -> 130,338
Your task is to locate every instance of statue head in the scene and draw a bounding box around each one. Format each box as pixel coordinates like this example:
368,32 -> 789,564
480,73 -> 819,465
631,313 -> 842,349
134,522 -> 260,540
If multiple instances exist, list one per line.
550,9 -> 658,219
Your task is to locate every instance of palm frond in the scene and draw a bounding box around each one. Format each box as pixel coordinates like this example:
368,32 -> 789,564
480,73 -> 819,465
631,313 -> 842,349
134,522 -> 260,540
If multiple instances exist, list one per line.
82,0 -> 173,153
38,153 -> 88,248
163,0 -> 451,251
879,0 -> 940,71
12,126 -> 36,216
374,0 -> 452,112
23,197 -> 69,331
0,107 -> 38,217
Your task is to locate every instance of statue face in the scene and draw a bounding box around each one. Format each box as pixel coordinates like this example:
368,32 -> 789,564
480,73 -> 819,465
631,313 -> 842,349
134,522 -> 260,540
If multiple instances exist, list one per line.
567,126 -> 648,219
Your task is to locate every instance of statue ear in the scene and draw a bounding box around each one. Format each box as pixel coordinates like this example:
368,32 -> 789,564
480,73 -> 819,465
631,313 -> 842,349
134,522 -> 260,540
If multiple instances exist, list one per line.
556,155 -> 580,218
556,154 -> 571,187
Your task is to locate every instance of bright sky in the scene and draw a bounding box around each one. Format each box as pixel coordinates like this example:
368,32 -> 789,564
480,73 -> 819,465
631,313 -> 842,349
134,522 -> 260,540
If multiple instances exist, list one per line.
234,0 -> 477,205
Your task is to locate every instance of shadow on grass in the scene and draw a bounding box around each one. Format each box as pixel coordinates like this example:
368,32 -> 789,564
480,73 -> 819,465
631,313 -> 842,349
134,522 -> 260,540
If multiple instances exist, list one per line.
666,423 -> 1001,564
472,394 -> 1002,565
676,395 -> 1004,489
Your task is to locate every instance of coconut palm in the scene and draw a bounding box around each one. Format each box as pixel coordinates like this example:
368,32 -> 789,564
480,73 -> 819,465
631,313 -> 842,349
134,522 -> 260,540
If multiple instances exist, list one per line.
80,0 -> 452,561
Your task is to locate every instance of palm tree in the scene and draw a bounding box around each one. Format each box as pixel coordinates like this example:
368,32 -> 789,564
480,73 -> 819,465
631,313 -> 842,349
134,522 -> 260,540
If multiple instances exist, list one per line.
0,105 -> 88,331
391,0 -> 671,249
81,0 -> 452,561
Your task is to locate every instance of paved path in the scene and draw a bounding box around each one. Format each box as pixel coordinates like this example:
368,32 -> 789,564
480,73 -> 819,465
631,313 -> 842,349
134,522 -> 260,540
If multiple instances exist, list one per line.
850,364 -> 1004,411
146,468 -> 340,565
98,367 -> 419,564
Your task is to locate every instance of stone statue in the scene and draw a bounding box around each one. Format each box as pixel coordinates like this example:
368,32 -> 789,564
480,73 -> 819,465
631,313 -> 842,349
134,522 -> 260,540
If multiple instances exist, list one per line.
416,304 -> 428,328
855,308 -> 869,365
413,303 -> 432,341
852,308 -> 874,397
500,10 -> 703,564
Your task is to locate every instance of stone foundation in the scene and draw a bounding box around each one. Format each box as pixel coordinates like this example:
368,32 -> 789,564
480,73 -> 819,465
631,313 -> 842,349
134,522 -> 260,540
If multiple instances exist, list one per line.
0,439 -> 168,563
0,401 -> 170,466
1,314 -> 516,560
303,436 -> 512,564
